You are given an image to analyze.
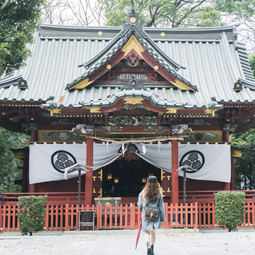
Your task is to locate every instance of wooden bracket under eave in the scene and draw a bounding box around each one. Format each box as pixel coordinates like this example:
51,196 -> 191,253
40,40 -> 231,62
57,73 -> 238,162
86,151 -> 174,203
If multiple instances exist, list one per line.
233,150 -> 242,157
14,152 -> 26,159
48,109 -> 61,116
166,108 -> 179,114
204,109 -> 218,117
87,107 -> 101,113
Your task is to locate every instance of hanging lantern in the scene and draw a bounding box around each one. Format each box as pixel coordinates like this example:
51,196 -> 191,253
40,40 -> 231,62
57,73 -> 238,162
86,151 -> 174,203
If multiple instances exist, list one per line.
114,177 -> 119,183
142,177 -> 146,183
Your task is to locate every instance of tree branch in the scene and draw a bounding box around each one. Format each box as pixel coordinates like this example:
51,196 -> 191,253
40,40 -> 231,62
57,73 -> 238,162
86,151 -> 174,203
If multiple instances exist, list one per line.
174,0 -> 206,27
145,5 -> 161,27
0,0 -> 10,12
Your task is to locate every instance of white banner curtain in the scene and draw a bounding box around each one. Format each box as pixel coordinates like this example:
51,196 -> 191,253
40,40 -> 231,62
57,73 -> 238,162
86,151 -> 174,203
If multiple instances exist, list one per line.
29,142 -> 231,184
135,142 -> 231,183
29,142 -> 124,184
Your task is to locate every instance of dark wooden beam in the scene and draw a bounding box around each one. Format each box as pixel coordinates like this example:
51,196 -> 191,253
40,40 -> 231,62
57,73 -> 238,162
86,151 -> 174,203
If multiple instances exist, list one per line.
9,114 -> 25,122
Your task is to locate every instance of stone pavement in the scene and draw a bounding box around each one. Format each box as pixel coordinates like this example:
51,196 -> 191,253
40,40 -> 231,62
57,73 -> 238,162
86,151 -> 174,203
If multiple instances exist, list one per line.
1,228 -> 255,255
84,231 -> 188,255
63,229 -> 196,255
1,229 -> 197,255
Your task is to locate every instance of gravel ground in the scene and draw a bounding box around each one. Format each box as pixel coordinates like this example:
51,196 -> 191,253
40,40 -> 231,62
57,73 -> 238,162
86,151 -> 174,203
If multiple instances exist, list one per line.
0,230 -> 255,255
167,232 -> 255,255
0,235 -> 97,255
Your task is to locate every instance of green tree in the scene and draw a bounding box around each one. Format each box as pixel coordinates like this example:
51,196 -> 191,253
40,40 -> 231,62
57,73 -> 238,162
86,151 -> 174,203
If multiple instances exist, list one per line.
248,51 -> 255,78
18,196 -> 47,236
96,0 -> 255,28
215,191 -> 245,232
230,128 -> 255,190
0,0 -> 45,76
0,127 -> 30,192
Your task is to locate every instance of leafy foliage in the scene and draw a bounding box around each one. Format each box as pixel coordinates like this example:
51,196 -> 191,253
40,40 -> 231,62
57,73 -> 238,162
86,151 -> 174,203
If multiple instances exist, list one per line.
96,0 -> 255,28
0,127 -> 30,192
214,0 -> 255,19
18,196 -> 47,235
215,191 -> 245,232
230,129 -> 255,190
248,51 -> 255,78
0,0 -> 45,76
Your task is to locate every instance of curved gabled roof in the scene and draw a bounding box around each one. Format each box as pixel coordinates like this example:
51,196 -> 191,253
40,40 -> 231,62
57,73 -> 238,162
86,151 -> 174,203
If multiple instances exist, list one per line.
65,9 -> 196,91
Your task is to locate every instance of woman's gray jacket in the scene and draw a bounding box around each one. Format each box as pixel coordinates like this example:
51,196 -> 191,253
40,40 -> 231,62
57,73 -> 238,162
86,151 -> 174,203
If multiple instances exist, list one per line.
137,190 -> 166,232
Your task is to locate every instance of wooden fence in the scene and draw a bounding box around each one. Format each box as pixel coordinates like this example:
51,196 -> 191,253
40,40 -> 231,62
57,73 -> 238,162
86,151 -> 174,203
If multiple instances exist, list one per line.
1,202 -> 254,233
1,190 -> 255,205
197,202 -> 255,229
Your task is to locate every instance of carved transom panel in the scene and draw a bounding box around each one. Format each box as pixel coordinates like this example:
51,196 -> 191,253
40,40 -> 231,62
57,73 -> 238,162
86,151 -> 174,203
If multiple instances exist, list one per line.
122,104 -> 145,110
108,115 -> 157,126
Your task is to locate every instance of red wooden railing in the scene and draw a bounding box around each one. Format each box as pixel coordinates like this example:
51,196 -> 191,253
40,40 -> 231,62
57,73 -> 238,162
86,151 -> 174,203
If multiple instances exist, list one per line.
1,202 -> 255,233
2,190 -> 255,205
179,190 -> 255,203
0,192 -> 86,205
197,202 -> 255,229
0,203 -> 198,232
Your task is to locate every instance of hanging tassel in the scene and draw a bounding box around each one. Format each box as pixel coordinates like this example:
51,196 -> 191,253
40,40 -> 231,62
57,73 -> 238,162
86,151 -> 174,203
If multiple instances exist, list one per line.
122,143 -> 125,156
142,143 -> 146,155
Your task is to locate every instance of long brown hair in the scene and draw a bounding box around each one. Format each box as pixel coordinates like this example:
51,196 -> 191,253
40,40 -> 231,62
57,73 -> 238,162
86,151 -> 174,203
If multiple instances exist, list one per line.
144,176 -> 160,202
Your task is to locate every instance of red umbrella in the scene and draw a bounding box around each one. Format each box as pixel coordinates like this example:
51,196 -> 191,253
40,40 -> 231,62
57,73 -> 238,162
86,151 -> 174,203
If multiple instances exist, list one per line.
135,215 -> 142,249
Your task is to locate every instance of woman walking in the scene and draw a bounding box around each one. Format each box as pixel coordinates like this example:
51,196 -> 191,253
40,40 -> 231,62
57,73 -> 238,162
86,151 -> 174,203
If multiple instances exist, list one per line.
138,176 -> 165,255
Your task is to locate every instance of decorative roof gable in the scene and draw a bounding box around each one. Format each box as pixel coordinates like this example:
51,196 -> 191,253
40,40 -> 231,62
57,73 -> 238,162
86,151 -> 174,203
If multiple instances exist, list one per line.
66,7 -> 197,92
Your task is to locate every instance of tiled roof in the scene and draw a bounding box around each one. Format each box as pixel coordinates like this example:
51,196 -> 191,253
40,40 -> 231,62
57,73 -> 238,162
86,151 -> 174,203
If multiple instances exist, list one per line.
0,22 -> 255,109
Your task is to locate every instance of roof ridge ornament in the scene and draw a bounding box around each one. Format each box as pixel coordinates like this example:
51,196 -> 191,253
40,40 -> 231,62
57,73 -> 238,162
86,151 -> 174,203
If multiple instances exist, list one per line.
127,5 -> 139,25
123,5 -> 144,30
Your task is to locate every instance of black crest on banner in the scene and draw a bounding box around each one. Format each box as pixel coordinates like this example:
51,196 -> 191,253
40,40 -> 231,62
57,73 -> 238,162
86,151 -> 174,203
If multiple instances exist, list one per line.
179,150 -> 205,173
51,150 -> 77,173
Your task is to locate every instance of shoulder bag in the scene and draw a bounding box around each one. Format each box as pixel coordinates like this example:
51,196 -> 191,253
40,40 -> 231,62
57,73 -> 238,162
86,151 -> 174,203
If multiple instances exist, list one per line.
142,190 -> 159,221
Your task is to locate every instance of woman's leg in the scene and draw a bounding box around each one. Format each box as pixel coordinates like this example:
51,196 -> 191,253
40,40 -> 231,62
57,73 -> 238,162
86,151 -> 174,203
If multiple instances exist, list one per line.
144,231 -> 150,243
150,229 -> 156,245
144,232 -> 151,254
150,229 -> 156,255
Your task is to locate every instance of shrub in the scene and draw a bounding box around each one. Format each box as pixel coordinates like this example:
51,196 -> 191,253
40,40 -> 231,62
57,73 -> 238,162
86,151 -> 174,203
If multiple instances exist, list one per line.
215,191 -> 245,232
18,196 -> 47,236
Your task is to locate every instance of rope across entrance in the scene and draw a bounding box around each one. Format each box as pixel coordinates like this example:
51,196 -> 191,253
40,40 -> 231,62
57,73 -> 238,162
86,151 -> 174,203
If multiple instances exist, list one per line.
81,135 -> 185,144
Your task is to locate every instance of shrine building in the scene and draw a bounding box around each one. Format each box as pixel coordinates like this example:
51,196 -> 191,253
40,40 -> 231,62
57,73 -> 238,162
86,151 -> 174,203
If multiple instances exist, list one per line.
1,8 -> 255,206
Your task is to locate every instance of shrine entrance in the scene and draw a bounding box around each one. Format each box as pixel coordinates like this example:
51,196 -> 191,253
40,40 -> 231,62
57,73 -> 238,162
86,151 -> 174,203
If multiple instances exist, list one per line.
102,156 -> 161,198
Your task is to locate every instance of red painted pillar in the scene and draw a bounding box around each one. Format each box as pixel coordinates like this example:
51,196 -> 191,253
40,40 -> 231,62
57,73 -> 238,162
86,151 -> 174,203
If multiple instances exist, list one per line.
85,137 -> 94,206
223,131 -> 229,143
224,182 -> 231,190
29,129 -> 38,193
0,203 -> 2,233
31,129 -> 38,142
171,140 -> 179,205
